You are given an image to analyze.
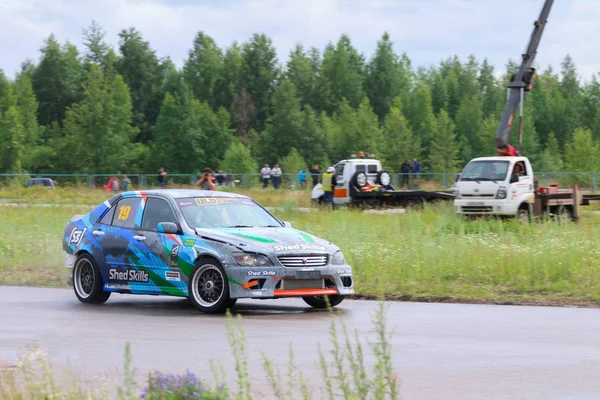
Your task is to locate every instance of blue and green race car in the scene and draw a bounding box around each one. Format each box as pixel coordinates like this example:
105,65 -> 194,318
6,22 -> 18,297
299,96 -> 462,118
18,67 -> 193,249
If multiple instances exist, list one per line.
63,190 -> 354,313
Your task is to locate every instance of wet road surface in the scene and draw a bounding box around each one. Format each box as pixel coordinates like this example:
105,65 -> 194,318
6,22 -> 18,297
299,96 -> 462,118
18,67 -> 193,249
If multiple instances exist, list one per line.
1,286 -> 600,399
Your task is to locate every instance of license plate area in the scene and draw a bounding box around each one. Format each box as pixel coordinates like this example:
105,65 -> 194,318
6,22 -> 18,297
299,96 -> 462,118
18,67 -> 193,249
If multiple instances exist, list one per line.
467,202 -> 484,206
295,270 -> 322,279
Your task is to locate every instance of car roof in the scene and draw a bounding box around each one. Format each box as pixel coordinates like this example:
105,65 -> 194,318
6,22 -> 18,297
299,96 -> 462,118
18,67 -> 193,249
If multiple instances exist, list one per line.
121,189 -> 250,199
469,157 -> 528,162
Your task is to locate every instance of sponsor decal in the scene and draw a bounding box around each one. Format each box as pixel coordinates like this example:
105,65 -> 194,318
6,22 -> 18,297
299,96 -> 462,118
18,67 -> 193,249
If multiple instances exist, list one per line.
179,201 -> 194,206
183,238 -> 196,247
69,227 -> 87,246
104,283 -> 131,290
108,267 -> 149,283
337,268 -> 352,275
170,245 -> 179,268
273,244 -> 326,252
247,270 -> 277,277
165,271 -> 181,281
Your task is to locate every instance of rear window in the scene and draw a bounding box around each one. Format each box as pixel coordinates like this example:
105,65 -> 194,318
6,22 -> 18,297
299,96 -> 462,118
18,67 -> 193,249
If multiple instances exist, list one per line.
368,164 -> 378,174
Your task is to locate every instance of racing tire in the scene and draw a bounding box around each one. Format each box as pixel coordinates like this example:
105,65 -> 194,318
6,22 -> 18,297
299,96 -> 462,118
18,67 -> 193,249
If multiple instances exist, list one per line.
72,253 -> 111,304
376,170 -> 392,187
188,259 -> 232,314
351,171 -> 368,188
302,295 -> 345,309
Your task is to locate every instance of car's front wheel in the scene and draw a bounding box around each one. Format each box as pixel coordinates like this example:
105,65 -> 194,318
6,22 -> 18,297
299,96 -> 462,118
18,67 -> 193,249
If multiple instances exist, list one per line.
302,295 -> 344,309
73,253 -> 110,304
188,259 -> 234,314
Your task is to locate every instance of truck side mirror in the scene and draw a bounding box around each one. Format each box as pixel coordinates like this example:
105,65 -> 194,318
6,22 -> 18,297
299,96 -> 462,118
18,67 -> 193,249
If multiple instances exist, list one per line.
455,174 -> 460,182
510,173 -> 519,184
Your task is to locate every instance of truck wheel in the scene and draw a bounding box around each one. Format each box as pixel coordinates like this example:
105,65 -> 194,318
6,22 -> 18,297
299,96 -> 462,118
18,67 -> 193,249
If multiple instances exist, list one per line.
352,171 -> 368,188
376,170 -> 391,187
302,295 -> 344,309
557,206 -> 573,223
518,207 -> 531,225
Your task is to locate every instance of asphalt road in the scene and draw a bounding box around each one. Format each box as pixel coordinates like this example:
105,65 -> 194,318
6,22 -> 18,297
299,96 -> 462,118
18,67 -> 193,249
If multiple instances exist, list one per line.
1,286 -> 600,400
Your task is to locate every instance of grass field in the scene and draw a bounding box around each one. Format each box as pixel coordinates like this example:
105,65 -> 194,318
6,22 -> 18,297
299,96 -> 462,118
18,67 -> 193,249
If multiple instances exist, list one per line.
2,187 -> 600,306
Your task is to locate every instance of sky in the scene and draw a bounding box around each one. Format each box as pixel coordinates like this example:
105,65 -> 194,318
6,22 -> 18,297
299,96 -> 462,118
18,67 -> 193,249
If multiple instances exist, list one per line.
1,0 -> 598,81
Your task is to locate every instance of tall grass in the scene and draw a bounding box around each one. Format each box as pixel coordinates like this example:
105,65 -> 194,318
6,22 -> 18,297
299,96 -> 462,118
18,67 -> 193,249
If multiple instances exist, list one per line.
0,302 -> 401,400
2,189 -> 600,302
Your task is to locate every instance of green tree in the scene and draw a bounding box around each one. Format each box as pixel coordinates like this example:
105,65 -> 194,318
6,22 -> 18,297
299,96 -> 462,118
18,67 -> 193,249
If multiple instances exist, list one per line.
220,141 -> 257,174
406,86 -> 437,153
366,32 -> 401,121
241,33 -> 279,131
217,42 -> 243,110
537,132 -> 563,172
286,45 -> 317,109
565,128 -> 599,172
429,110 -> 460,173
14,75 -> 41,170
117,28 -> 162,143
61,66 -> 139,173
298,105 -> 328,166
183,32 -> 223,109
0,74 -> 25,174
82,21 -> 116,77
355,97 -> 385,156
32,35 -> 83,126
430,69 -> 448,114
479,58 -> 502,119
381,98 -> 420,171
455,95 -> 484,160
259,79 -> 303,163
320,35 -> 365,112
445,70 -> 461,119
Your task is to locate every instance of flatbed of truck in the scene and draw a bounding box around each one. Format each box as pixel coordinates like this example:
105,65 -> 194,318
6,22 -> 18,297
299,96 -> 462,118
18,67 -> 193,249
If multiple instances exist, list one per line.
349,188 -> 455,206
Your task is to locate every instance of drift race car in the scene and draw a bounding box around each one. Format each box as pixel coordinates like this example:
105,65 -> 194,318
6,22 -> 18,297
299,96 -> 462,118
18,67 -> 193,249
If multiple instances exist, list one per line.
63,190 -> 354,313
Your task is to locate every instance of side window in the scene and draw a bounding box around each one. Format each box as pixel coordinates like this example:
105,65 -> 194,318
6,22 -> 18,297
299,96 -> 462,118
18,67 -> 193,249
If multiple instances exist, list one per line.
355,165 -> 366,173
113,197 -> 143,229
368,164 -> 378,174
99,205 -> 116,225
141,197 -> 178,231
334,163 -> 345,180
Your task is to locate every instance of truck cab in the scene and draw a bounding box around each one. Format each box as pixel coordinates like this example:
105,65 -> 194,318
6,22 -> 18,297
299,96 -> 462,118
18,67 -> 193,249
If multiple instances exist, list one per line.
454,156 -> 534,217
332,156 -> 385,205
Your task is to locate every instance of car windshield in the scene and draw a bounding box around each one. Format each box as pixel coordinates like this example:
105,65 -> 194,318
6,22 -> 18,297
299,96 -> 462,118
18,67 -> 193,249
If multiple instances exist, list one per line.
460,160 -> 510,182
177,197 -> 282,229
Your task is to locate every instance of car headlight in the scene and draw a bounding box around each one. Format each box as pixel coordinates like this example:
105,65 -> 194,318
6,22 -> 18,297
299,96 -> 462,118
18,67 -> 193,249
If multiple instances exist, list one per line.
331,251 -> 346,265
496,186 -> 507,199
454,189 -> 461,199
232,253 -> 272,266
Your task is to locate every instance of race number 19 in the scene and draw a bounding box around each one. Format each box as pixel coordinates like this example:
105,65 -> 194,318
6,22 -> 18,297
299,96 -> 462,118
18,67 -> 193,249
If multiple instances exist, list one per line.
118,205 -> 132,221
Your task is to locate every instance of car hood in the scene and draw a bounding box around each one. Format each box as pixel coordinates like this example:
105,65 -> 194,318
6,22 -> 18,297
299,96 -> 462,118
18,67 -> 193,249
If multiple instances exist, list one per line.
194,227 -> 335,254
456,181 -> 502,197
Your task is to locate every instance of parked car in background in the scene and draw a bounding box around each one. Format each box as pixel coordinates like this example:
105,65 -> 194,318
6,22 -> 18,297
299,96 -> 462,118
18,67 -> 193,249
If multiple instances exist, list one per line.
25,178 -> 56,189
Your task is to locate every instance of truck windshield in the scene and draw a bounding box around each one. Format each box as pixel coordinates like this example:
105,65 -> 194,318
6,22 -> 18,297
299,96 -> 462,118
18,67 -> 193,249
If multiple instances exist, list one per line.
460,160 -> 510,182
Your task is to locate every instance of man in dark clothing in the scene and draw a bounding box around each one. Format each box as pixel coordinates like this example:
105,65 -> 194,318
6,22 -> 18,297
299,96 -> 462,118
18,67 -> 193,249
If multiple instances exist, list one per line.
412,158 -> 421,185
157,168 -> 167,188
215,170 -> 225,186
310,165 -> 320,187
400,161 -> 411,188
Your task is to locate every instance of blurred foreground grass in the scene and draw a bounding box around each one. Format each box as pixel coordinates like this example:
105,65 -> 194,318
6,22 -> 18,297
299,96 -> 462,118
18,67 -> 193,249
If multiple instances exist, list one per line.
2,188 -> 600,304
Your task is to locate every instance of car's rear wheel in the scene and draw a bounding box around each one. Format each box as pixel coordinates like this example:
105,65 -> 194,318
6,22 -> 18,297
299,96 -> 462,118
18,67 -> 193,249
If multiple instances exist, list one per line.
302,295 -> 344,309
189,259 -> 233,314
73,253 -> 110,304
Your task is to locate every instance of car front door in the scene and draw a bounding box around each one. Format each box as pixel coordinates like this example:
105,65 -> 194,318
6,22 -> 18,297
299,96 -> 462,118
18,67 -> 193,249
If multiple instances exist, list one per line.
333,163 -> 349,204
137,196 -> 188,294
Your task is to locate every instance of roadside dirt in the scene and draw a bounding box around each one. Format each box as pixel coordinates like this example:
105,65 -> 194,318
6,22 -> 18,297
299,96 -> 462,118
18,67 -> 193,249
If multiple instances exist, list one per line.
352,293 -> 600,308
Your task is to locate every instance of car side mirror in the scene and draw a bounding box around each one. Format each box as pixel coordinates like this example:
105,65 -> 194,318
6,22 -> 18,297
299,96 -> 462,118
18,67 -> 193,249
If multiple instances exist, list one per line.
455,173 -> 460,182
283,221 -> 292,228
510,173 -> 519,184
158,222 -> 179,234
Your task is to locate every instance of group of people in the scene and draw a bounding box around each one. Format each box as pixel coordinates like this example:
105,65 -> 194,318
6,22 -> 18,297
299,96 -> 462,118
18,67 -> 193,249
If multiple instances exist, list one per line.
400,158 -> 421,187
259,164 -> 283,189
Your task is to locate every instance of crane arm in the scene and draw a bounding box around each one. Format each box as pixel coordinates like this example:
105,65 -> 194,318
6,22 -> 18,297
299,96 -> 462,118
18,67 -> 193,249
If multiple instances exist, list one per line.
495,0 -> 554,156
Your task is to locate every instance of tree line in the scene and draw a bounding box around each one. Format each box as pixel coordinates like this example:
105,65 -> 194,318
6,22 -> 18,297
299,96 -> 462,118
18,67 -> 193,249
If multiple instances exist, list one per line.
1,21 -> 599,177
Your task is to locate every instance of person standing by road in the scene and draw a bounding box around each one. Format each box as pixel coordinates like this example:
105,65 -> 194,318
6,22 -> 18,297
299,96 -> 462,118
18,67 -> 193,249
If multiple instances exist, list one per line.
311,165 -> 320,187
411,158 -> 421,185
260,164 -> 271,188
196,168 -> 216,191
298,168 -> 307,189
400,160 -> 411,188
157,167 -> 167,188
121,175 -> 132,191
271,164 -> 282,189
321,166 -> 337,206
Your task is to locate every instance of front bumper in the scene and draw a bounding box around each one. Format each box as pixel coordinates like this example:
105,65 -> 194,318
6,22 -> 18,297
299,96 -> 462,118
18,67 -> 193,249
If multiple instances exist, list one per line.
454,199 -> 518,215
225,264 -> 355,299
